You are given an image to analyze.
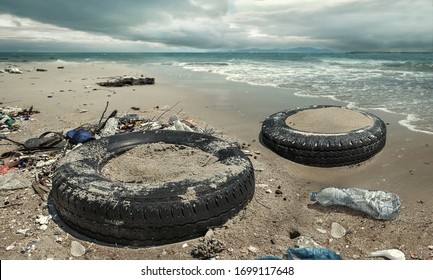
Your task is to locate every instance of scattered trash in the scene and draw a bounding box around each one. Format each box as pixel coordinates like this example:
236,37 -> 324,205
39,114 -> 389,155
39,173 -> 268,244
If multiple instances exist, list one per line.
5,243 -> 15,251
22,132 -> 65,151
4,67 -> 23,74
99,117 -> 118,137
310,186 -> 401,220
0,115 -> 14,127
287,248 -> 343,260
295,236 -> 322,248
97,76 -> 155,87
257,247 -> 342,260
368,249 -> 405,260
168,115 -> 194,132
35,214 -> 51,225
66,129 -> 95,145
20,243 -> 36,256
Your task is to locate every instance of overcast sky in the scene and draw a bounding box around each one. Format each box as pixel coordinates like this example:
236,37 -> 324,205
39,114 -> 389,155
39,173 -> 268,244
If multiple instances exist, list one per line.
0,0 -> 431,52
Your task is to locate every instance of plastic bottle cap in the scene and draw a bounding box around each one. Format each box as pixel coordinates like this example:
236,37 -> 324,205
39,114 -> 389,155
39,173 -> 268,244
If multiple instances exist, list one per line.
310,192 -> 317,201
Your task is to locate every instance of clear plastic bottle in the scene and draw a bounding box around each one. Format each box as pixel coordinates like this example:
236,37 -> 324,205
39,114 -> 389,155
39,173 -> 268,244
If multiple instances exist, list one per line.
310,187 -> 401,220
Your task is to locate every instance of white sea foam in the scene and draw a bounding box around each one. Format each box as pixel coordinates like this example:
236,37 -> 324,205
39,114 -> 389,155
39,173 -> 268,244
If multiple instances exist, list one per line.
399,114 -> 433,135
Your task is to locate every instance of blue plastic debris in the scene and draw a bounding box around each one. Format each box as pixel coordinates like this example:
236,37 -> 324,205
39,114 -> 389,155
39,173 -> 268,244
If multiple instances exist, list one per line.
66,129 -> 95,145
286,248 -> 342,260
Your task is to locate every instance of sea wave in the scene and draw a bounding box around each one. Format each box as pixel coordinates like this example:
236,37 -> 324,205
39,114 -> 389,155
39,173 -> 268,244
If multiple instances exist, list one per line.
178,54 -> 433,135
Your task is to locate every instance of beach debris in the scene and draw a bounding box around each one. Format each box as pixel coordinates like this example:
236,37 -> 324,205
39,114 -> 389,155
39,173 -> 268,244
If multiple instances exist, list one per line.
168,115 -> 194,132
70,241 -> 86,257
20,243 -> 36,256
36,68 -> 47,72
99,117 -> 118,137
97,75 -> 155,87
331,222 -> 346,239
66,129 -> 95,145
287,248 -> 342,260
5,242 -> 16,251
35,214 -> 51,226
295,236 -> 322,248
258,247 -> 341,260
311,186 -> 401,220
368,249 -> 406,260
4,67 -> 23,74
0,115 -> 14,127
0,106 -> 39,130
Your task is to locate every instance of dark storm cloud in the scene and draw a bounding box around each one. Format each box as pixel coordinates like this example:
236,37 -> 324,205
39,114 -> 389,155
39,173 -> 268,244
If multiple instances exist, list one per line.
0,0 -> 431,51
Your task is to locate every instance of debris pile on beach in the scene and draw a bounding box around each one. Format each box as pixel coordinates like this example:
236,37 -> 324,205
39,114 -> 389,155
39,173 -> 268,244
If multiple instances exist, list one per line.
97,75 -> 155,87
1,106 -> 40,132
0,103 -> 204,191
1,66 -> 23,74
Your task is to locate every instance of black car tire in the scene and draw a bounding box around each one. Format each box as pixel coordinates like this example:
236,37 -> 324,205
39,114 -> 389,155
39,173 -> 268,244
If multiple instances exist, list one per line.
261,105 -> 387,167
51,130 -> 255,246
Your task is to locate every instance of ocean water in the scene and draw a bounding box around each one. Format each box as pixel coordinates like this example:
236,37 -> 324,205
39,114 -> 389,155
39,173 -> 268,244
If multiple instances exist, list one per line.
2,52 -> 432,134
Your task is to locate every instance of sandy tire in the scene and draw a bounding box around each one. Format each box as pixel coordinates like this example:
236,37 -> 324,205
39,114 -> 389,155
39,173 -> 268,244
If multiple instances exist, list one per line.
261,105 -> 387,167
51,130 -> 255,246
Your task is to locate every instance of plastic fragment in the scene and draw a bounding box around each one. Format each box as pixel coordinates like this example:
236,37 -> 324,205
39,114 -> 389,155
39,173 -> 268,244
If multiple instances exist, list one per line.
368,249 -> 405,260
287,248 -> 343,260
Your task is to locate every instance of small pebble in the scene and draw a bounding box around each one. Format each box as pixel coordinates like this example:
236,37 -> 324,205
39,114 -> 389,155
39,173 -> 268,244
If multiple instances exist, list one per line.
248,246 -> 258,253
331,222 -> 346,239
16,228 -> 31,235
70,241 -> 86,257
39,224 -> 48,231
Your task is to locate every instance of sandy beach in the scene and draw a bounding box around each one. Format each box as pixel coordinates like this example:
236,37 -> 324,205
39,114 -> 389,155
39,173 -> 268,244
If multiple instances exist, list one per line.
1,61 -> 432,260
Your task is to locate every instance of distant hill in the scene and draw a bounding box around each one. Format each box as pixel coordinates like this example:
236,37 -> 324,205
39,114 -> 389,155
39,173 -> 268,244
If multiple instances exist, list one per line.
233,47 -> 335,53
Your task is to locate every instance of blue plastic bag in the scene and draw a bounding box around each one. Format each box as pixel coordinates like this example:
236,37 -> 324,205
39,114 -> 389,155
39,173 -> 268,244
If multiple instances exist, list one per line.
286,248 -> 342,260
66,130 -> 95,145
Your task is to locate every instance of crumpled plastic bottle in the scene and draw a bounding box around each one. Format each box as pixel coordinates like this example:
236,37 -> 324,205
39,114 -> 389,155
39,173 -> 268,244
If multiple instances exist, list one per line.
310,186 -> 401,220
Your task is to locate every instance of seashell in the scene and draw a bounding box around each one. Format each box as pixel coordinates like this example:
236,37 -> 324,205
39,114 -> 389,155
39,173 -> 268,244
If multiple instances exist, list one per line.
368,249 -> 405,260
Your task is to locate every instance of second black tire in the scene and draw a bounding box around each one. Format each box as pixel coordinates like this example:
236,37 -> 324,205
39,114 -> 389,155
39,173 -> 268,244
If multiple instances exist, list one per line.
51,130 -> 255,246
261,105 -> 387,167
